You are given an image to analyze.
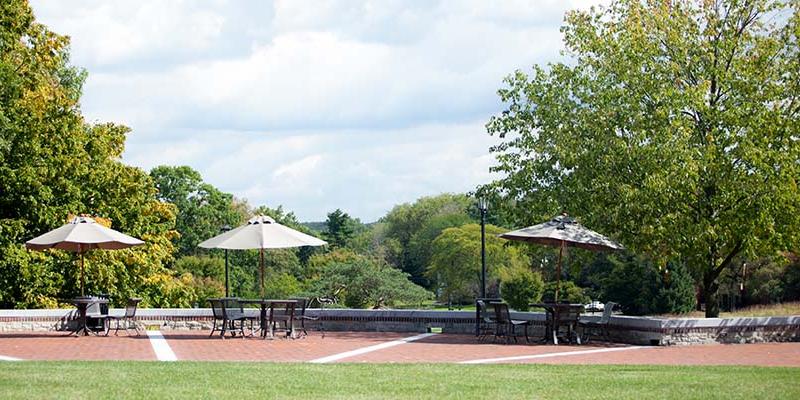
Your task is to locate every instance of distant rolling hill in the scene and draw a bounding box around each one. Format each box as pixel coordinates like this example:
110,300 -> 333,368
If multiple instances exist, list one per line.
301,221 -> 327,233
300,221 -> 377,233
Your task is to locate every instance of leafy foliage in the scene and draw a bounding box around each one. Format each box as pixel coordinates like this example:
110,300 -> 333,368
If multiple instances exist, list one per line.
150,165 -> 246,256
743,255 -> 800,304
499,266 -> 544,311
542,281 -> 590,305
323,209 -> 360,249
657,261 -> 697,314
427,224 -> 529,304
597,254 -> 695,315
484,0 -> 800,316
305,249 -> 431,308
0,1 -> 184,308
382,194 -> 474,287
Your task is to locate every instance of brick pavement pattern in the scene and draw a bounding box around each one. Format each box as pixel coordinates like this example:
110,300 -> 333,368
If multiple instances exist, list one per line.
0,332 -> 154,361
1,330 -> 798,366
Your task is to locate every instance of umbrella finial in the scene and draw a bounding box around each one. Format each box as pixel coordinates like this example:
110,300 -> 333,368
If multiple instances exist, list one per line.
248,215 -> 276,225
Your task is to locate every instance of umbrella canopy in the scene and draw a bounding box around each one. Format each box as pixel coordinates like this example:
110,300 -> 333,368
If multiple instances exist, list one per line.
198,215 -> 327,297
499,215 -> 623,252
25,216 -> 145,295
500,214 -> 623,302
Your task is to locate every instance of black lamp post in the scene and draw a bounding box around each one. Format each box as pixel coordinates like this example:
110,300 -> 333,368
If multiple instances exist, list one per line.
221,224 -> 231,297
477,197 -> 488,299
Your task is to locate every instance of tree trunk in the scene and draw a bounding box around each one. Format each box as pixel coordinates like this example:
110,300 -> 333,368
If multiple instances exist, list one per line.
703,274 -> 721,318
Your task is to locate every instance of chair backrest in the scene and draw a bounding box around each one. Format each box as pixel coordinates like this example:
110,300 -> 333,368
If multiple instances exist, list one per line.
86,301 -> 102,315
97,295 -> 110,315
493,303 -> 511,324
547,304 -> 579,324
476,298 -> 501,320
290,298 -> 307,317
599,302 -> 617,324
222,298 -> 243,318
562,305 -> 582,323
209,299 -> 224,319
268,301 -> 295,319
124,298 -> 142,318
477,300 -> 495,322
476,300 -> 488,318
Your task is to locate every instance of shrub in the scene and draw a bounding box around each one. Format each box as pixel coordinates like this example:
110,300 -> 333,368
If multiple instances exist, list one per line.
262,272 -> 302,299
499,267 -> 544,311
599,254 -> 696,315
174,256 -> 224,280
657,261 -> 696,314
543,281 -> 590,304
307,255 -> 432,308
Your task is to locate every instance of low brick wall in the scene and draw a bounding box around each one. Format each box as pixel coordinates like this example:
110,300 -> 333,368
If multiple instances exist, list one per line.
1,308 -> 798,346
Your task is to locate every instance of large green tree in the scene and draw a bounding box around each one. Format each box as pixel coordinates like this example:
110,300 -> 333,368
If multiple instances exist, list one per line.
323,208 -> 360,248
427,224 -> 530,303
0,0 -> 185,307
382,193 -> 474,286
485,0 -> 800,316
150,165 -> 246,256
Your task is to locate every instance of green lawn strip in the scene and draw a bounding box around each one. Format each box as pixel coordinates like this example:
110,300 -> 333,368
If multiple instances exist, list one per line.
0,362 -> 797,400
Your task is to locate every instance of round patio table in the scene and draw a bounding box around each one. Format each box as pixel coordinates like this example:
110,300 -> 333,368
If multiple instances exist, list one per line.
530,303 -> 585,345
71,297 -> 109,336
240,299 -> 298,339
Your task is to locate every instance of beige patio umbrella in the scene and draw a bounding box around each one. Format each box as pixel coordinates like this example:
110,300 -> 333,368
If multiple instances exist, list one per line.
198,215 -> 327,297
500,214 -> 623,302
25,216 -> 145,296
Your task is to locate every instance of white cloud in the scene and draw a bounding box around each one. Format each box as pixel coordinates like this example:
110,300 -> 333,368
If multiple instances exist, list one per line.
30,0 -> 607,221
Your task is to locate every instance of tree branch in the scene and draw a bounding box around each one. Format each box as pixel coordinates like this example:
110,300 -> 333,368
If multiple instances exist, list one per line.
713,239 -> 744,276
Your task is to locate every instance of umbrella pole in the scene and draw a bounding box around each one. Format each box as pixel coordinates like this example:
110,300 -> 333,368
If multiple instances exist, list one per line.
555,241 -> 564,303
80,252 -> 85,297
259,248 -> 265,298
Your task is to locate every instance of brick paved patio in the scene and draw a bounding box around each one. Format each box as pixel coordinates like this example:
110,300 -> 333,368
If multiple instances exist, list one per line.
1,330 -> 798,366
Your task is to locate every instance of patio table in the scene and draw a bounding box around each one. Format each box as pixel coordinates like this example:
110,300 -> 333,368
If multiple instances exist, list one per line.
240,299 -> 298,339
530,303 -> 584,345
71,297 -> 109,336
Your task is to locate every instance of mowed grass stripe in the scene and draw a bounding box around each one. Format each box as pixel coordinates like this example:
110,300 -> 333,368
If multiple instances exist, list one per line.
0,362 -> 797,400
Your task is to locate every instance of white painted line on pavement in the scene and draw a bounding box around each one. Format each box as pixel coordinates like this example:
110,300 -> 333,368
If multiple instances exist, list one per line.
0,355 -> 22,361
147,331 -> 177,361
460,346 -> 645,364
309,333 -> 438,364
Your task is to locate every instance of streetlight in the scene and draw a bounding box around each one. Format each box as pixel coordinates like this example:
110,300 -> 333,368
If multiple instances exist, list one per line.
221,224 -> 232,297
477,197 -> 488,299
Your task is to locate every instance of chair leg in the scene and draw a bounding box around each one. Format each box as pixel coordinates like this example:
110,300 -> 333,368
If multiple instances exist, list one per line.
220,319 -> 228,339
209,319 -> 218,338
132,318 -> 140,336
512,325 -> 518,343
524,324 -> 529,343
552,327 -> 559,345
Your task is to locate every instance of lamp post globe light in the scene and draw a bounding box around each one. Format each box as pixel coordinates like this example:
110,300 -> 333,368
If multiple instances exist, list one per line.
221,224 -> 232,297
477,197 -> 488,299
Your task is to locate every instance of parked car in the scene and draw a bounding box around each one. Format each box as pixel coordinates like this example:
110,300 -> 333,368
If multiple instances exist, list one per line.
585,301 -> 604,313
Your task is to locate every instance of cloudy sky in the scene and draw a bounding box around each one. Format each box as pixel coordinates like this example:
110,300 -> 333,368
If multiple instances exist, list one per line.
30,0 -> 605,222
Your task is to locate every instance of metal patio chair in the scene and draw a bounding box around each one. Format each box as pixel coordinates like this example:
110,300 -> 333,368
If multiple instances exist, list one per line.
580,301 -> 617,343
208,298 -> 247,339
476,299 -> 497,341
493,302 -> 530,344
106,297 -> 142,336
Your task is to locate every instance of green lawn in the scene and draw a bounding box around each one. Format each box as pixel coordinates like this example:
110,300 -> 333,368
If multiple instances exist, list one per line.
656,301 -> 800,318
0,362 -> 798,399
